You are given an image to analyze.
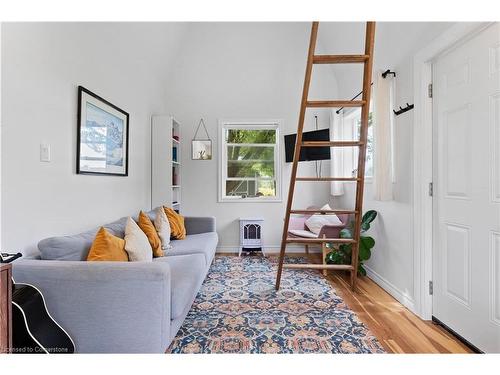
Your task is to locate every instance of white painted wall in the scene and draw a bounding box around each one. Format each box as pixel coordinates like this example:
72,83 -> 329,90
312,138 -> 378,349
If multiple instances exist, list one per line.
1,22 -> 186,255
328,22 -> 456,311
165,23 -> 338,251
1,22 -> 461,311
0,24 -> 2,250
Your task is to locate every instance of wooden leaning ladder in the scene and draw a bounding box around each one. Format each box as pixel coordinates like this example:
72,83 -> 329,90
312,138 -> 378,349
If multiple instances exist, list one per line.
275,21 -> 376,291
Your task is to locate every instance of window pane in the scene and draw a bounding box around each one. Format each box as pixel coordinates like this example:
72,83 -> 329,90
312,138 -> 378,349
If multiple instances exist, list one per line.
226,129 -> 276,144
227,160 -> 275,178
227,145 -> 275,178
226,179 -> 276,198
257,180 -> 276,197
356,112 -> 374,177
227,146 -> 274,161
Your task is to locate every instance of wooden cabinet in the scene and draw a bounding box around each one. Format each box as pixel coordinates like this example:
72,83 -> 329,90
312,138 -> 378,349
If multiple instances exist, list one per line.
0,264 -> 12,353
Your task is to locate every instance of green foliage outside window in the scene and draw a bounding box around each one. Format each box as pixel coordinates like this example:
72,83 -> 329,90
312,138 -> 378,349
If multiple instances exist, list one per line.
225,129 -> 277,197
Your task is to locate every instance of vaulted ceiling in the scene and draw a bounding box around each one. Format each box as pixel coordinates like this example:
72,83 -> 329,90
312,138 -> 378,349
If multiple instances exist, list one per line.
315,22 -> 455,97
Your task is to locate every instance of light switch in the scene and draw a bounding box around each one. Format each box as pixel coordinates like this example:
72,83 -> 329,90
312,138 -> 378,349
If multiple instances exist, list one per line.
40,144 -> 51,162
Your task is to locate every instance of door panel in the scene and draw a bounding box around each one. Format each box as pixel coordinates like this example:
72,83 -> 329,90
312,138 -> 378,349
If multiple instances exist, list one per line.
492,231 -> 500,326
433,23 -> 500,353
443,104 -> 471,199
444,223 -> 471,306
492,93 -> 500,203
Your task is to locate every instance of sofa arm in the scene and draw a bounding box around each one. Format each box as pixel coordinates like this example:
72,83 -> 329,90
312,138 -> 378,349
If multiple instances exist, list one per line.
184,216 -> 216,235
12,260 -> 171,353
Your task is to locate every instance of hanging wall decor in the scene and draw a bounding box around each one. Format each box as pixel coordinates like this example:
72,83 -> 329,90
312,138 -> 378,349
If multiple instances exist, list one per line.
191,118 -> 212,160
77,86 -> 129,176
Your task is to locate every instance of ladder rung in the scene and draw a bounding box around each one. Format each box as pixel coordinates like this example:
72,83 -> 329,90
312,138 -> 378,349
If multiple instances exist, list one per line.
285,237 -> 356,244
295,177 -> 360,181
306,100 -> 365,108
290,209 -> 357,215
301,141 -> 363,147
283,264 -> 354,271
313,54 -> 369,64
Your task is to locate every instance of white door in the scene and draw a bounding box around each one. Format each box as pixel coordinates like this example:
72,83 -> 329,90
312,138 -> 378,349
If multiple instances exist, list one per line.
433,23 -> 500,353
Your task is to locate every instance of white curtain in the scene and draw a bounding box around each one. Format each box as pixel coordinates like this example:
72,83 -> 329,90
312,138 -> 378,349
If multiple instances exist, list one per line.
373,70 -> 395,201
329,109 -> 344,196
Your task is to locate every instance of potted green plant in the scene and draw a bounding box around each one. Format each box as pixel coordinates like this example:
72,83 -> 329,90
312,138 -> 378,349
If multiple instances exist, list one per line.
325,210 -> 378,276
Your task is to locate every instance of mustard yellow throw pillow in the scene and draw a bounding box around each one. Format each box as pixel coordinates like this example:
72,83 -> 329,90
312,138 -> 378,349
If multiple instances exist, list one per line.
87,227 -> 129,262
163,207 -> 186,240
138,211 -> 163,257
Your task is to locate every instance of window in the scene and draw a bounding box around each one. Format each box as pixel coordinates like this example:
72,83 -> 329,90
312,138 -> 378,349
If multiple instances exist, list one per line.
339,85 -> 396,184
355,111 -> 374,178
343,108 -> 374,179
219,120 -> 281,202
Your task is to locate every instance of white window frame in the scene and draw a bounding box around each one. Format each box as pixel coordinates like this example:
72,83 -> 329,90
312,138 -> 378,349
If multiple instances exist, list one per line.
218,119 -> 282,203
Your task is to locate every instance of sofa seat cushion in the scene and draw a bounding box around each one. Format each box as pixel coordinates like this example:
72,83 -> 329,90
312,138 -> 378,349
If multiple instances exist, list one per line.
168,232 -> 218,267
154,253 -> 205,320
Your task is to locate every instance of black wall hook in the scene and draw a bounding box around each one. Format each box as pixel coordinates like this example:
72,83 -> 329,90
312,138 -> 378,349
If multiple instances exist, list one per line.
393,103 -> 414,116
382,69 -> 396,78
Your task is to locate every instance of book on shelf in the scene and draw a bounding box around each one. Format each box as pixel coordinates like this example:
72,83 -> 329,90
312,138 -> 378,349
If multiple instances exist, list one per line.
172,167 -> 178,185
172,147 -> 177,162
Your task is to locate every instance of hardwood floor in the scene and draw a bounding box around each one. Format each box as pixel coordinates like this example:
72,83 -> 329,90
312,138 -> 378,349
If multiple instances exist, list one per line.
323,270 -> 473,353
275,253 -> 472,353
238,253 -> 472,353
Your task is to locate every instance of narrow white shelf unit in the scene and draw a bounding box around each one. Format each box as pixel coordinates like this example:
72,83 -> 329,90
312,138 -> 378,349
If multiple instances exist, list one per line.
151,115 -> 181,212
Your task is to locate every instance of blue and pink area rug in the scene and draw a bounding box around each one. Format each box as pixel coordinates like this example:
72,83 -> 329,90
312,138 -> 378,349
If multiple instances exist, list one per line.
167,256 -> 384,354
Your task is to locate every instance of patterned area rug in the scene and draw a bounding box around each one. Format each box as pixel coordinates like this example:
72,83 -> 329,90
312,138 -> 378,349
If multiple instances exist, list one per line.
167,256 -> 384,354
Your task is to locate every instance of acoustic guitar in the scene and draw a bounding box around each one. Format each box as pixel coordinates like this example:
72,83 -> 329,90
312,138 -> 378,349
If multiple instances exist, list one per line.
1,253 -> 75,354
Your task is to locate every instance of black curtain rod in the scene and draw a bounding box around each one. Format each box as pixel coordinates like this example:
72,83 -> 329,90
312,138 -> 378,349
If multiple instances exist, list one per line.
335,83 -> 373,114
335,69 -> 396,114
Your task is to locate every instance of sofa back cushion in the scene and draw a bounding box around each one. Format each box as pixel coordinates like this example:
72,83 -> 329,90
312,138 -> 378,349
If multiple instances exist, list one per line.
145,208 -> 157,222
38,217 -> 128,261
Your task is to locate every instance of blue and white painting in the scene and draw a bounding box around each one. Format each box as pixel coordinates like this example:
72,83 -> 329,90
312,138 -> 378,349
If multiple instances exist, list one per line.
79,93 -> 128,175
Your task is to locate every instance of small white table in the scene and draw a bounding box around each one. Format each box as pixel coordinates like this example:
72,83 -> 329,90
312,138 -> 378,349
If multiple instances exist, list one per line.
239,217 -> 264,256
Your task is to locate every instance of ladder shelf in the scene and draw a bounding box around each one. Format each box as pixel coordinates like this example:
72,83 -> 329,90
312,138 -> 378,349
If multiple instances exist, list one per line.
275,21 -> 376,292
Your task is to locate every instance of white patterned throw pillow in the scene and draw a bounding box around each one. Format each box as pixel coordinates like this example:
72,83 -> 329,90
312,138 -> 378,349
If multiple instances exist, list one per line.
289,229 -> 318,238
124,217 -> 153,261
304,204 -> 342,235
154,207 -> 172,251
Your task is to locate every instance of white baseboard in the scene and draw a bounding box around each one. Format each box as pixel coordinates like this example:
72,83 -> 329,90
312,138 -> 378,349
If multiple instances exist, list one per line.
216,245 -> 322,254
364,265 -> 417,314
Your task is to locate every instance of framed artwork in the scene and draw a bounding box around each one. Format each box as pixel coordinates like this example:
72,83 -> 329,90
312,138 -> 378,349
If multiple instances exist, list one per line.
192,140 -> 212,160
77,86 -> 129,176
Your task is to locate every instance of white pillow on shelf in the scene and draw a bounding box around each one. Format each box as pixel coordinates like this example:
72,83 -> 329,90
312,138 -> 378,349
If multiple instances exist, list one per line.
289,229 -> 318,238
124,217 -> 153,261
154,207 -> 172,250
304,204 -> 342,235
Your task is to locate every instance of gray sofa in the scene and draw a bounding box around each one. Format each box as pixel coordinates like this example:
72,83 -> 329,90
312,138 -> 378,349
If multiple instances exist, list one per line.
12,209 -> 218,353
